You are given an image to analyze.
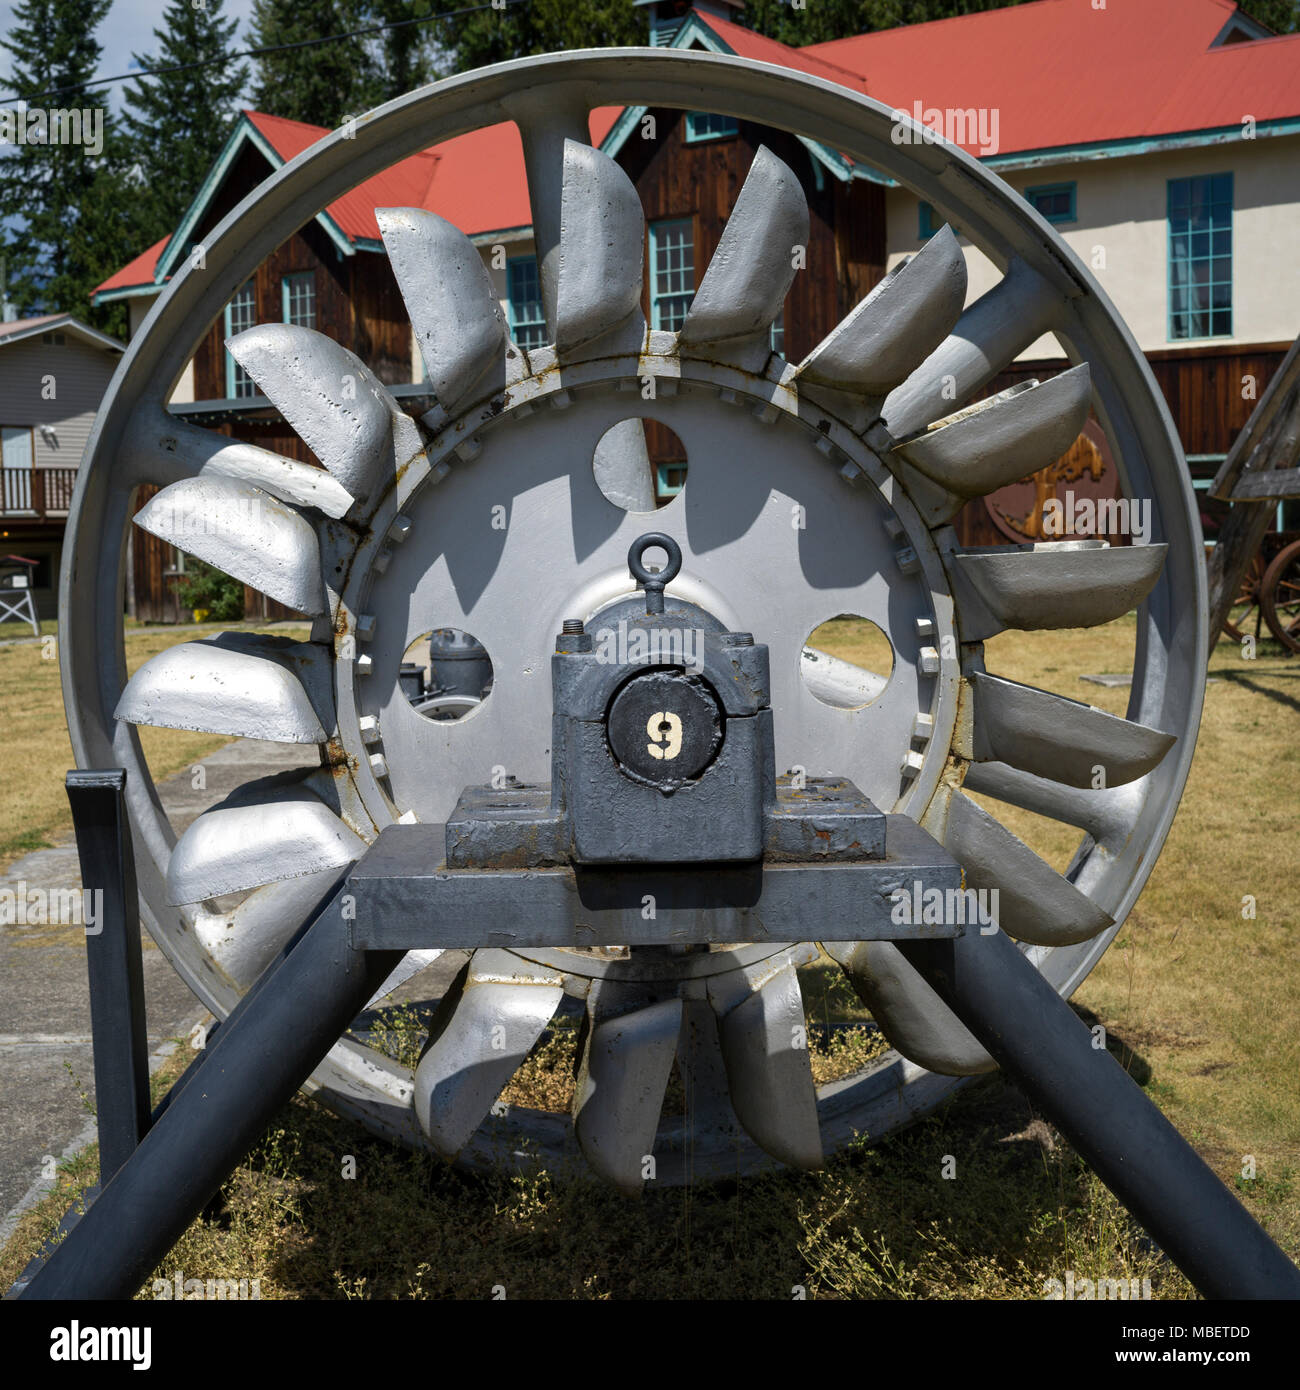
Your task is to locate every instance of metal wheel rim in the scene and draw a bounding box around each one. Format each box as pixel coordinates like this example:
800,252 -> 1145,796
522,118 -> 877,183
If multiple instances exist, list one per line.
59,48 -> 1206,1181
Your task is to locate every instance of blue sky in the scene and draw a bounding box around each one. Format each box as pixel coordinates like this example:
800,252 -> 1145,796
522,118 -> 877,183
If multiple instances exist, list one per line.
1,0 -> 257,108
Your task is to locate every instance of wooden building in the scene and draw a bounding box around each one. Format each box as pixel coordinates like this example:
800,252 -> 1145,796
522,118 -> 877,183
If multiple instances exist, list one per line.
92,0 -> 1300,618
0,315 -> 123,621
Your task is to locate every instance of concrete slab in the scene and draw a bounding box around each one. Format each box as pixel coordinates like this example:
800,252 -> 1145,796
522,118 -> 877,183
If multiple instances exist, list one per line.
0,738 -> 315,1238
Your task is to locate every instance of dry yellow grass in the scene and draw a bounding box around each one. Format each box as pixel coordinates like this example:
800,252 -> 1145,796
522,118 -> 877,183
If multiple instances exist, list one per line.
2,616 -> 1294,1298
818,612 -> 1300,1255
0,623 -> 310,870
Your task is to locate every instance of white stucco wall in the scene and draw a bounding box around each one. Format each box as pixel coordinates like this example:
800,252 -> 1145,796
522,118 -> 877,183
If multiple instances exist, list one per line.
884,132 -> 1300,358
126,292 -> 195,402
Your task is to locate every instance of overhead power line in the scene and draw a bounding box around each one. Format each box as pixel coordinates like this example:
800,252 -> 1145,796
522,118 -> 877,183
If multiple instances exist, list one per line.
1,0 -> 529,107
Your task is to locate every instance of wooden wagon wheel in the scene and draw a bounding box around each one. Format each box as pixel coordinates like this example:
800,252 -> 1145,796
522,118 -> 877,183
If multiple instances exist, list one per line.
1222,548 -> 1266,643
1260,536 -> 1300,653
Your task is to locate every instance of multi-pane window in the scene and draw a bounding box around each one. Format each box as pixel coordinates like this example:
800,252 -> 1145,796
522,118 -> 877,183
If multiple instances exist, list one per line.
224,279 -> 257,398
282,272 -> 316,328
1168,174 -> 1232,340
649,219 -> 695,332
506,256 -> 547,350
685,111 -> 738,143
1026,182 -> 1076,224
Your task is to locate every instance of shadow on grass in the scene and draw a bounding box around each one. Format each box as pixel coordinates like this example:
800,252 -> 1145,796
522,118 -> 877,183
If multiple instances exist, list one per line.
150,1070 -> 1187,1300
1216,669 -> 1300,714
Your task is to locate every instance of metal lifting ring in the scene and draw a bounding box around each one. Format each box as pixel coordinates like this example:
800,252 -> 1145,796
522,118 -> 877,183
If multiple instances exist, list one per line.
627,532 -> 683,613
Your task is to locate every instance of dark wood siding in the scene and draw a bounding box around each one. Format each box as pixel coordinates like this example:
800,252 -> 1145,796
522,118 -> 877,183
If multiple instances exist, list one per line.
190,142 -> 407,401
130,484 -> 182,624
614,109 -> 886,366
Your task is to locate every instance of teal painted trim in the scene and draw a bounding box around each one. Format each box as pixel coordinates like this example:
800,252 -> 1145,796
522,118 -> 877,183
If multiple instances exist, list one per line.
685,111 -> 738,143
157,116 -> 263,282
981,118 -> 1300,173
598,13 -> 850,184
655,462 -> 686,497
1026,181 -> 1076,224
222,299 -> 236,400
469,225 -> 532,248
918,201 -> 935,240
91,283 -> 163,305
852,116 -> 1300,187
155,116 -> 353,283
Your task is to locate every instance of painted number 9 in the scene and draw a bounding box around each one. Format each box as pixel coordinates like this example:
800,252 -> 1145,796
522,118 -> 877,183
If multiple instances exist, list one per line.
645,710 -> 683,761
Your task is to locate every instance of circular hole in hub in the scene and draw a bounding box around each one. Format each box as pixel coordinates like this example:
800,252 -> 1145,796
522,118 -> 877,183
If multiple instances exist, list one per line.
401,628 -> 493,722
801,615 -> 894,710
592,417 -> 687,512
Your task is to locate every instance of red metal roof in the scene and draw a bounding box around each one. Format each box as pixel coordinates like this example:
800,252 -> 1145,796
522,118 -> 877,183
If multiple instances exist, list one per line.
94,0 -> 1300,299
93,237 -> 170,296
694,12 -> 868,93
803,0 -> 1300,157
93,109 -> 621,298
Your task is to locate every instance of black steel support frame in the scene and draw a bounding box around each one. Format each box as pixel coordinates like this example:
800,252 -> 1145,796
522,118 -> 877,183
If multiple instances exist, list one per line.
66,770 -> 152,1185
18,774 -> 1300,1300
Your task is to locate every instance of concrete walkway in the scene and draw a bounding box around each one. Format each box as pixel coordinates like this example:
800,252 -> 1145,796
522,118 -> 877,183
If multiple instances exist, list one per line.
0,618 -> 308,650
0,737 -> 315,1247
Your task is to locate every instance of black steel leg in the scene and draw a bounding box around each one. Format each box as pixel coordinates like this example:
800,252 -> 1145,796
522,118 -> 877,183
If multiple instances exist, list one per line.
66,770 -> 151,1185
898,929 -> 1300,1300
19,892 -> 401,1301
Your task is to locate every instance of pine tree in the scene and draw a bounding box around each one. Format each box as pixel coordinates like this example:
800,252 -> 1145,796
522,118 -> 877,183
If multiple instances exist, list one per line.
742,0 -> 1044,46
356,0 -> 437,107
121,0 -> 250,246
0,0 -> 125,324
429,0 -> 645,76
1239,0 -> 1300,31
249,0 -> 374,127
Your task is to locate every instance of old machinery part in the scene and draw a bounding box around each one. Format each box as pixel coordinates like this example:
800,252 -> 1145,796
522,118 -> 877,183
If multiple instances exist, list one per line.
1260,535 -> 1300,652
63,47 -> 1204,1188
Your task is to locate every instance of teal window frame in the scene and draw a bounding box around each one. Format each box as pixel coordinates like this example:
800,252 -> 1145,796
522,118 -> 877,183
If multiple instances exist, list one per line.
770,306 -> 785,355
1168,173 -> 1233,341
506,255 -> 546,350
918,201 -> 935,240
281,271 -> 316,328
224,279 -> 257,399
685,111 -> 738,143
655,462 -> 687,498
1026,181 -> 1076,224
649,218 -> 695,332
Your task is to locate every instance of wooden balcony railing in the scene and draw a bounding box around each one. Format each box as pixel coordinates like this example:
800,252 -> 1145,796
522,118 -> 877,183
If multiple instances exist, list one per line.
0,467 -> 78,517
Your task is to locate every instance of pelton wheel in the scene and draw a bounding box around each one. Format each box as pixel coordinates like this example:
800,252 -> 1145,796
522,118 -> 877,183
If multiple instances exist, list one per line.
62,49 -> 1205,1189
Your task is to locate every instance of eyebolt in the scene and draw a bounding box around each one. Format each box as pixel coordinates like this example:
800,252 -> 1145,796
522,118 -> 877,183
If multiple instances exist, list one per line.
627,531 -> 683,616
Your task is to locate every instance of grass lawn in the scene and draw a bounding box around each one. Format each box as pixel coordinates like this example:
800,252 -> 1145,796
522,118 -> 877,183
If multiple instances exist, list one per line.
2,616 -> 1295,1299
0,621 -> 310,869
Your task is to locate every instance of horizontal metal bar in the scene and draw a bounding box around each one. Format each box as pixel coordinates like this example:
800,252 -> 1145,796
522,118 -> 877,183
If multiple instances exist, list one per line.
347,819 -> 964,950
